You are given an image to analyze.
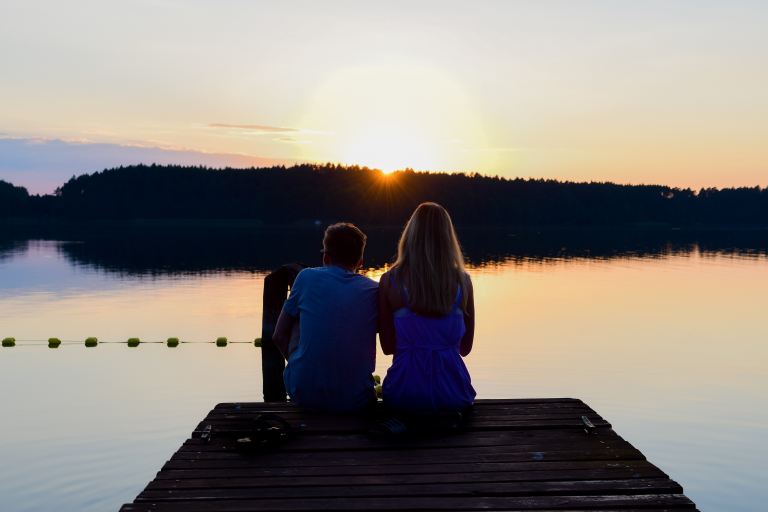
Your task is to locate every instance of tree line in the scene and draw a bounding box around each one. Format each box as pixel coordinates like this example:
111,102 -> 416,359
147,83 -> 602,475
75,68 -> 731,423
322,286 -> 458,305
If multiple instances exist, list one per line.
1,163 -> 767,226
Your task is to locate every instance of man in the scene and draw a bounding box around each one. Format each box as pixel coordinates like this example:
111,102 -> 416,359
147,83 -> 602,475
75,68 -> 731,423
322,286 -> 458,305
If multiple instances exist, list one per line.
273,223 -> 378,412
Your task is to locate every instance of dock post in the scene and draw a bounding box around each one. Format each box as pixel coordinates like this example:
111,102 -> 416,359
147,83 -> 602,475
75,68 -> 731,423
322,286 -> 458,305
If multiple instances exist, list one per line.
260,264 -> 304,402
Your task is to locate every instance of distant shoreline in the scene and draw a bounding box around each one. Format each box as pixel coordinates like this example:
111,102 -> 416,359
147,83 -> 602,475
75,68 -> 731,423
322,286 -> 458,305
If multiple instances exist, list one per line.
3,217 -> 768,232
3,164 -> 768,227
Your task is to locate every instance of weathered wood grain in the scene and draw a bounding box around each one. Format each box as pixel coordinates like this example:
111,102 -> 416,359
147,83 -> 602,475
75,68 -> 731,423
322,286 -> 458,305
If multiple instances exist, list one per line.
119,399 -> 696,511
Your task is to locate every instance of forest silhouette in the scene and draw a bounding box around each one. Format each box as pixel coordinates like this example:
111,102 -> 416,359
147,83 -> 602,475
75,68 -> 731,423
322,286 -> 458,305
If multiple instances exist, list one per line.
1,163 -> 767,226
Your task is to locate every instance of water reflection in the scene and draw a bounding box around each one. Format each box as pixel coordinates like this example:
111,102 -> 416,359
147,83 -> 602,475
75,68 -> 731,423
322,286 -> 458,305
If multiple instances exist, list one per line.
1,225 -> 766,276
0,238 -> 27,263
0,226 -> 767,512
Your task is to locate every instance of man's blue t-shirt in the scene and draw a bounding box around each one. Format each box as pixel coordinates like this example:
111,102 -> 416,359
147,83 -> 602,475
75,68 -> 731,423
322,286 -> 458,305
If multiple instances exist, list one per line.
281,265 -> 378,412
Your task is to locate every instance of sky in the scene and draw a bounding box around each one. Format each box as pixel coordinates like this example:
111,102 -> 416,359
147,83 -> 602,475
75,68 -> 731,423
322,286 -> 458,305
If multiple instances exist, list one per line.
1,0 -> 767,194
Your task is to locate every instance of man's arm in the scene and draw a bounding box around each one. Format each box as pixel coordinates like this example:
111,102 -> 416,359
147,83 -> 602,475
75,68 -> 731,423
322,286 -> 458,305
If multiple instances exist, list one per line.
272,269 -> 305,360
273,309 -> 297,360
378,273 -> 397,355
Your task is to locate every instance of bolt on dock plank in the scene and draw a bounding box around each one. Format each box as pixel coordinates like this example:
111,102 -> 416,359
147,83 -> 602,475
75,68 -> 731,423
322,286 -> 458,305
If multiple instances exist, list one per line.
119,398 -> 697,511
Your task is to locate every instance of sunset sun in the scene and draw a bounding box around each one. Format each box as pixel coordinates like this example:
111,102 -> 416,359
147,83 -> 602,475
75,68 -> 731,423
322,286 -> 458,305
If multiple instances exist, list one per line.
300,63 -> 490,173
342,125 -> 440,173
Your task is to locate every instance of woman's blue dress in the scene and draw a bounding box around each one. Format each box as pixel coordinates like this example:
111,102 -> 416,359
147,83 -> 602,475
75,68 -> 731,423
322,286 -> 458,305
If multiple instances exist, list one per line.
382,278 -> 476,413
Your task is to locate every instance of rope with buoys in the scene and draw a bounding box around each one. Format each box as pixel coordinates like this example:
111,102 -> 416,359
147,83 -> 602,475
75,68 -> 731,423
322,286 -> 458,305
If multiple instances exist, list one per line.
1,336 -> 262,348
3,336 -> 384,396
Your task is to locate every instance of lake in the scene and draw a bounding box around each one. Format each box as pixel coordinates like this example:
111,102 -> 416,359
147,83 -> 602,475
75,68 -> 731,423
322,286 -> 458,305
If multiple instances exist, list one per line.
1,225 -> 766,511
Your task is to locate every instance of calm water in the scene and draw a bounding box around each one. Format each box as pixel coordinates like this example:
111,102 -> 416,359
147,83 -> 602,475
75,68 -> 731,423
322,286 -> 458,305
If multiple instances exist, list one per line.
0,227 -> 767,511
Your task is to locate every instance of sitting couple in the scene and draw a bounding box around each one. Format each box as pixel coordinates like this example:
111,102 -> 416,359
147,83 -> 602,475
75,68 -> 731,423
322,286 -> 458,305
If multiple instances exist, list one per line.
273,202 -> 475,418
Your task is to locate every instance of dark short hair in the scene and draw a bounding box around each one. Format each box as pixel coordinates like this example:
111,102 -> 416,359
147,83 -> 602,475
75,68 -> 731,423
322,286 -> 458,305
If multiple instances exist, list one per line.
323,223 -> 367,267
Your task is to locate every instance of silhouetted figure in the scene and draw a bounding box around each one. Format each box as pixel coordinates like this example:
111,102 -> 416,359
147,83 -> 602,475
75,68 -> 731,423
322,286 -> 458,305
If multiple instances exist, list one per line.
378,202 -> 476,415
272,223 -> 378,412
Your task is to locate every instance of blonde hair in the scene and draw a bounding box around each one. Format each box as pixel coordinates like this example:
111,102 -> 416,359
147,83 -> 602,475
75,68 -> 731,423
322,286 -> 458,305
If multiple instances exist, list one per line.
392,202 -> 467,316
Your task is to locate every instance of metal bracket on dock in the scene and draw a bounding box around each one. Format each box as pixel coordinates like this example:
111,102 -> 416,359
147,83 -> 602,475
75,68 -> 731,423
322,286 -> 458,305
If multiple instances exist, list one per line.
581,415 -> 597,434
199,424 -> 212,444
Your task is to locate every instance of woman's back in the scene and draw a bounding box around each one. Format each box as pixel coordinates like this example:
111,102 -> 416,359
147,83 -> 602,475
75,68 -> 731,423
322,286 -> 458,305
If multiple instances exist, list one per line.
378,202 -> 476,413
392,274 -> 465,350
381,270 -> 476,413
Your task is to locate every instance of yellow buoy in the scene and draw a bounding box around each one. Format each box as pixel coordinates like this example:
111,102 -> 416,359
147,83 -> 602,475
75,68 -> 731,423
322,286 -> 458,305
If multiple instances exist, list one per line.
85,337 -> 98,347
2,337 -> 15,347
127,337 -> 140,347
253,338 -> 262,347
216,337 -> 228,347
48,338 -> 61,348
167,337 -> 180,348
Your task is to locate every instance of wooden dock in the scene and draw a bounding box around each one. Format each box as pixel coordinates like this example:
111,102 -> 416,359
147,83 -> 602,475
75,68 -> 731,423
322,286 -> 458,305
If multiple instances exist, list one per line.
119,398 -> 697,511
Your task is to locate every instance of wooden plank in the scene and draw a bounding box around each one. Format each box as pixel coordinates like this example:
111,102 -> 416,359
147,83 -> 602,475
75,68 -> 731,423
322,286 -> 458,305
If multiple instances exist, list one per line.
152,459 -> 664,480
215,398 -> 583,407
120,493 -> 696,511
178,432 -> 630,451
206,401 -> 604,417
123,507 -> 697,512
186,427 -> 616,443
145,466 -> 669,490
137,478 -> 682,500
161,447 -> 645,471
207,403 -> 603,421
204,411 -> 606,421
173,438 -> 635,469
179,435 -> 626,453
194,418 -> 612,436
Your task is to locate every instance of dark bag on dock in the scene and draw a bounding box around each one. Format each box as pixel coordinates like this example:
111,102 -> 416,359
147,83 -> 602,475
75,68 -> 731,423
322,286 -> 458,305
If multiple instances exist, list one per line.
199,413 -> 293,453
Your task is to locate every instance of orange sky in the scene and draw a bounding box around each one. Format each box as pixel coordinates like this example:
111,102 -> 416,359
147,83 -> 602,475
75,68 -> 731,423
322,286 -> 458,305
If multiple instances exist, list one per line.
1,1 -> 767,192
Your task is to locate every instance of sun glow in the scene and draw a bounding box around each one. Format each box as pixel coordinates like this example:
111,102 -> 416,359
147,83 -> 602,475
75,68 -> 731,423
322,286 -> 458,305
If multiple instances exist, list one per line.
342,124 -> 440,173
299,63 -> 491,172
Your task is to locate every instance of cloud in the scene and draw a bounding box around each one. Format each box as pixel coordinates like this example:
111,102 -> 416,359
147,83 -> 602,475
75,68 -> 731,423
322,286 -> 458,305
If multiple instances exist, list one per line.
208,123 -> 298,134
208,123 -> 333,136
273,137 -> 311,144
0,136 -> 297,194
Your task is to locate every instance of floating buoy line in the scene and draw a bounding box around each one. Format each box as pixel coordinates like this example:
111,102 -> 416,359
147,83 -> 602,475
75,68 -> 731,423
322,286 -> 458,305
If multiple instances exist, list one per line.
1,336 -> 262,348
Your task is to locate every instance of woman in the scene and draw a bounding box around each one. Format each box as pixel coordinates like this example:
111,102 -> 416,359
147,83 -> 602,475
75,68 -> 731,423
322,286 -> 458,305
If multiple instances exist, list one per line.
378,202 -> 476,414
